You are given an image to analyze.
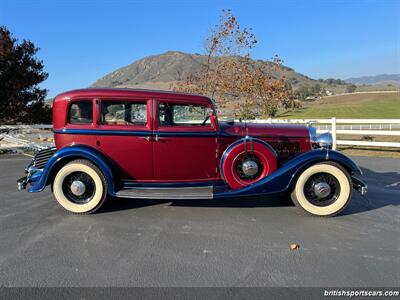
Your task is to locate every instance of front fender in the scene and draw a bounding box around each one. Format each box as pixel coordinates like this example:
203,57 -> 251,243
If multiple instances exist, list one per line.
28,145 -> 116,195
214,149 -> 362,198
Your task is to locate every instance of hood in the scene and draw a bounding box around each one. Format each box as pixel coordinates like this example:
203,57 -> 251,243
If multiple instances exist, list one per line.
219,121 -> 310,138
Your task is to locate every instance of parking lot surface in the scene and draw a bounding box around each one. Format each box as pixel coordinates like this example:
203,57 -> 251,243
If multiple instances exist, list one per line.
0,155 -> 399,287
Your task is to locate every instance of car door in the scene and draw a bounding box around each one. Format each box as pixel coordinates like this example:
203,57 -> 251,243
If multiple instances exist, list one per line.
96,98 -> 153,180
153,99 -> 219,182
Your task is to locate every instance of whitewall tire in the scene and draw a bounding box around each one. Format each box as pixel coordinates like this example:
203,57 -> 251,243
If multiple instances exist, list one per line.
290,162 -> 352,217
52,159 -> 107,214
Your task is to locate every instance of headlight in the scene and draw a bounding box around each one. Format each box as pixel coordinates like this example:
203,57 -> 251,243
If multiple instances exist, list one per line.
316,133 -> 333,149
308,127 -> 332,149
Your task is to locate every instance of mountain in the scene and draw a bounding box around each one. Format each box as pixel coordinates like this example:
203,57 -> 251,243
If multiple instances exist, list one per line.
345,74 -> 400,86
91,51 -> 319,90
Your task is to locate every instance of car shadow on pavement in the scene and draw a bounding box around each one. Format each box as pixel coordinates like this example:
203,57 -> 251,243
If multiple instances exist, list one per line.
340,166 -> 400,216
98,166 -> 399,216
99,194 -> 293,214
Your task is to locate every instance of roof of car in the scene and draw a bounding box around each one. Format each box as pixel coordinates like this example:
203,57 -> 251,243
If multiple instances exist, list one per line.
53,88 -> 213,104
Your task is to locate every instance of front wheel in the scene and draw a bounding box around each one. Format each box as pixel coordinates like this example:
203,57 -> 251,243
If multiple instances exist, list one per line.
290,162 -> 352,217
52,159 -> 107,214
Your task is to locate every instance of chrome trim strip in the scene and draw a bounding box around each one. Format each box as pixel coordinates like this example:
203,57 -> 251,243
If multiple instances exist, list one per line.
116,186 -> 213,199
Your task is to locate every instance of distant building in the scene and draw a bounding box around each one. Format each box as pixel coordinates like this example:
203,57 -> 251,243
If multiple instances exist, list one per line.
325,90 -> 334,96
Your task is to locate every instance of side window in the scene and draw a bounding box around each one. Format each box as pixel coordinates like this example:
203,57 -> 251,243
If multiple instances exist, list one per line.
101,101 -> 147,125
69,101 -> 93,124
159,103 -> 211,126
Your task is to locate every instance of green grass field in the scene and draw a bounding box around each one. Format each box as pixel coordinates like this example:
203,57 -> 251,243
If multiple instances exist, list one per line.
278,92 -> 400,119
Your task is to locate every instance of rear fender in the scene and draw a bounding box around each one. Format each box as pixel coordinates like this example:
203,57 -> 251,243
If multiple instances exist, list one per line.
28,145 -> 116,195
214,149 -> 362,198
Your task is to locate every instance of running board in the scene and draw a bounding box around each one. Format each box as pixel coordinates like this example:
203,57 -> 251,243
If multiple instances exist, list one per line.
115,186 -> 213,199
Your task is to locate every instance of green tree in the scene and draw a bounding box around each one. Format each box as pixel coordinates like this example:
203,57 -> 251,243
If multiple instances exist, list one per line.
310,84 -> 322,96
325,78 -> 347,86
294,86 -> 310,100
346,84 -> 357,93
0,26 -> 51,124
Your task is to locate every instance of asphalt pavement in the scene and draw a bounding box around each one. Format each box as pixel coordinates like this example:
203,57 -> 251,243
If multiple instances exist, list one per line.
0,155 -> 399,287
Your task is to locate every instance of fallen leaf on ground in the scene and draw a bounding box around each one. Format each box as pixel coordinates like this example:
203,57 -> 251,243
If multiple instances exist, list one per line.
290,243 -> 300,250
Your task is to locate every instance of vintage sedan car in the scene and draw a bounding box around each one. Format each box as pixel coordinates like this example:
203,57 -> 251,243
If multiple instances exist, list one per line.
17,88 -> 367,216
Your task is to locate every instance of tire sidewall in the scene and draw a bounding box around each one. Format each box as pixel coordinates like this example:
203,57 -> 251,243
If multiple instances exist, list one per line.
293,163 -> 352,216
53,162 -> 105,214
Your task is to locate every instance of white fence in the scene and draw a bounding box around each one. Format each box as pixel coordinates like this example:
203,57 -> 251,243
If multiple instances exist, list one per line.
0,124 -> 53,151
0,134 -> 48,151
252,118 -> 400,150
0,124 -> 53,130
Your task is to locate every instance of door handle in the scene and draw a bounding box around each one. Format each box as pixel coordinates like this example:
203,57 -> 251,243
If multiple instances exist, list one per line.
141,136 -> 151,141
154,135 -> 170,142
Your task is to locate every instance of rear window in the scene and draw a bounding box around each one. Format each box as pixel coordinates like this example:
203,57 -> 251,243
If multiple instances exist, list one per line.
68,101 -> 93,124
101,101 -> 147,125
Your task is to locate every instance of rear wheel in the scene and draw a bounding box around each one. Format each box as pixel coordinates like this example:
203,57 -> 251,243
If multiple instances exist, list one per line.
52,159 -> 107,214
290,162 -> 352,217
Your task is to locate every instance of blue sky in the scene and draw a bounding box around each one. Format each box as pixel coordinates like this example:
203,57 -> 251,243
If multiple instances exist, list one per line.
1,0 -> 399,97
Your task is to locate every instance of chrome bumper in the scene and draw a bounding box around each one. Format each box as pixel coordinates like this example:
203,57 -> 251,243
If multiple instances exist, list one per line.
17,147 -> 56,191
352,177 -> 368,196
17,176 -> 28,190
17,163 -> 41,191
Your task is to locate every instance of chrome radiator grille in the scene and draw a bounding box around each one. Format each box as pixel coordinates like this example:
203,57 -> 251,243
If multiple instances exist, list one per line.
33,147 -> 56,169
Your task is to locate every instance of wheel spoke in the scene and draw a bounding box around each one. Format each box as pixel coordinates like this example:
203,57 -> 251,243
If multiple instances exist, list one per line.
303,172 -> 341,207
62,171 -> 96,204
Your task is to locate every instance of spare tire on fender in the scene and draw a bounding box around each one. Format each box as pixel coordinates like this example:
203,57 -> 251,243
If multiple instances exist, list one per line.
220,138 -> 278,189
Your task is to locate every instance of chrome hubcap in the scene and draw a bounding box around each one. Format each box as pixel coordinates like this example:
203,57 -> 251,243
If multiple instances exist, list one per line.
242,160 -> 259,177
70,180 -> 86,196
313,182 -> 331,199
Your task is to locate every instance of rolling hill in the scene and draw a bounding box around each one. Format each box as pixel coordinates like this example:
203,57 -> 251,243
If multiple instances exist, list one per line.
345,74 -> 400,86
90,51 -> 399,118
91,51 -> 320,90
92,51 -> 400,95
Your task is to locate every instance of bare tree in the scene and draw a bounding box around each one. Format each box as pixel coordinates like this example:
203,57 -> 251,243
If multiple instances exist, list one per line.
173,9 -> 294,118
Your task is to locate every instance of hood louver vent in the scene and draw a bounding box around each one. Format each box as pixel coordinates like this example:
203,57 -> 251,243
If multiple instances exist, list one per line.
270,142 -> 300,160
33,147 -> 56,169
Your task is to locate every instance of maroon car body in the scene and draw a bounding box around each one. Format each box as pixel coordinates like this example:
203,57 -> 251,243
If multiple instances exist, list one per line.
18,88 -> 366,216
52,88 -> 311,183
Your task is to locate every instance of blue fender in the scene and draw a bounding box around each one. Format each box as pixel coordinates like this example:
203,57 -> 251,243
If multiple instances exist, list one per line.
28,145 -> 116,195
214,149 -> 362,198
